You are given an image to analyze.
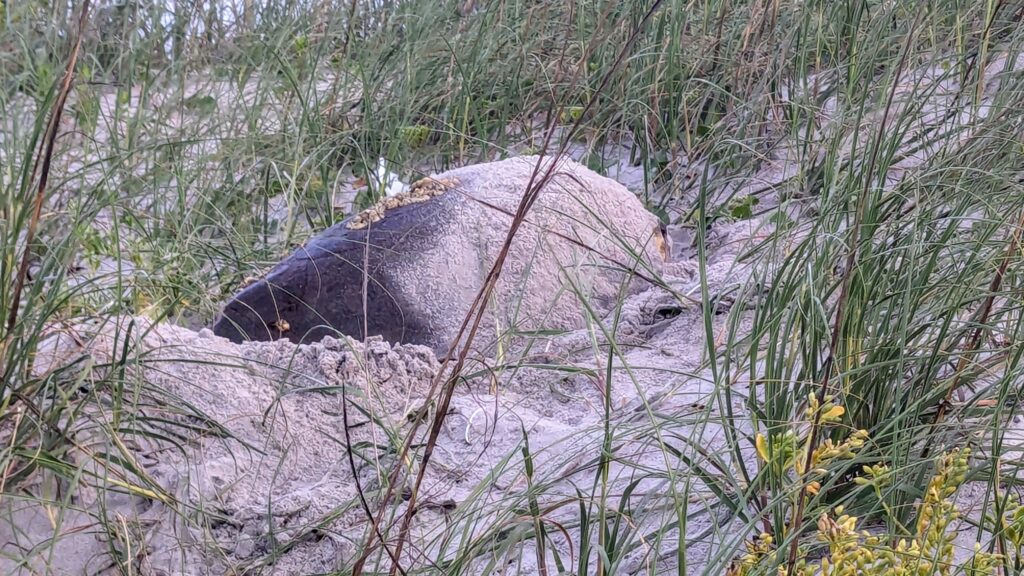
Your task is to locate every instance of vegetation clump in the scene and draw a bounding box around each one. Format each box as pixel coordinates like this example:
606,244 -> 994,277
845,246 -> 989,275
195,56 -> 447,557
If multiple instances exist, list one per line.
732,446 -> 1003,576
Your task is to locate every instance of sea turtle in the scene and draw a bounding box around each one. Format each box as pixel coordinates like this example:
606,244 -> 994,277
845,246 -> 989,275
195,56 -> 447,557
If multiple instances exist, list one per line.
212,155 -> 669,355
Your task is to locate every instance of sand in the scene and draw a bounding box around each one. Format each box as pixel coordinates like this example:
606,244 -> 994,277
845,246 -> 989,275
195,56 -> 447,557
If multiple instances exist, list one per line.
0,214 -> 771,575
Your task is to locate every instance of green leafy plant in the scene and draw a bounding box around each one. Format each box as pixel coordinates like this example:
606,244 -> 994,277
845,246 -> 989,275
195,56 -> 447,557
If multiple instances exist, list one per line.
400,124 -> 431,148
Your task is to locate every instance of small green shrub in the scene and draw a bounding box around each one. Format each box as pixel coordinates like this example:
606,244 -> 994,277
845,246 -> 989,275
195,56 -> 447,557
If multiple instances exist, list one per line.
400,124 -> 431,148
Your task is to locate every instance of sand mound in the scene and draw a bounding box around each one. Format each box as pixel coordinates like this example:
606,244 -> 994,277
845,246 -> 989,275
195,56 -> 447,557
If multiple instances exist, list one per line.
2,215 -> 772,575
16,320 -> 445,574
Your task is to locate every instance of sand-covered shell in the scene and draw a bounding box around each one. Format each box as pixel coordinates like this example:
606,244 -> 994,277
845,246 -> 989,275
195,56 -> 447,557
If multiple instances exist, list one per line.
213,155 -> 668,355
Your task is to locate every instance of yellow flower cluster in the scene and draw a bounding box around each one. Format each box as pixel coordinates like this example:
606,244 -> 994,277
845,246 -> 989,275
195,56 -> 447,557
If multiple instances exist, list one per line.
729,447 -> 1002,576
805,393 -> 846,423
726,533 -> 775,576
755,393 -> 867,477
1001,493 -> 1024,551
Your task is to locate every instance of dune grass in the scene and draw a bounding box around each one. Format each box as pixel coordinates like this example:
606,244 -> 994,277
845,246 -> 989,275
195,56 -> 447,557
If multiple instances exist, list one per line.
2,0 -> 1024,574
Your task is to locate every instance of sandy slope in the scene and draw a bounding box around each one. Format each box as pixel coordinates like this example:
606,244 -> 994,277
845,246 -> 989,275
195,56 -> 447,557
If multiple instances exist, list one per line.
1,216 -> 768,575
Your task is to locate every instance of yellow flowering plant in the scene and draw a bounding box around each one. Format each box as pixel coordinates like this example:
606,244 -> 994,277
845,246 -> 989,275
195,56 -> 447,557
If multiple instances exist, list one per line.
730,444 -> 1002,576
755,392 -> 866,488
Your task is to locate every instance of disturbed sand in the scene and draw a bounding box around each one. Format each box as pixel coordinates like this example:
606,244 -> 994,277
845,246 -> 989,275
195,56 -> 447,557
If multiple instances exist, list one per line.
6,215 -> 766,575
